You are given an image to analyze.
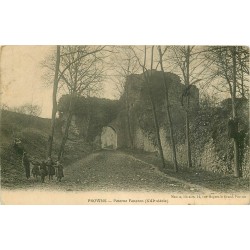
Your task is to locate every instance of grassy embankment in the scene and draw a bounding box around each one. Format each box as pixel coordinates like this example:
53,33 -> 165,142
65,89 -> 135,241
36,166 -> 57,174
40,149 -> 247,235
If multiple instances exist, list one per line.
1,110 -> 92,189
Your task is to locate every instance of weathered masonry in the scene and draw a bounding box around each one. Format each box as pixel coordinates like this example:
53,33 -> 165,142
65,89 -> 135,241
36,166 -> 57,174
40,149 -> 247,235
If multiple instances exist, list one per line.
103,70 -> 199,154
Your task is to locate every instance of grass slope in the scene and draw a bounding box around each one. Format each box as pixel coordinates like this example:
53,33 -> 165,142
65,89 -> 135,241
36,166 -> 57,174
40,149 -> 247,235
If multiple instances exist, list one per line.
1,110 -> 92,188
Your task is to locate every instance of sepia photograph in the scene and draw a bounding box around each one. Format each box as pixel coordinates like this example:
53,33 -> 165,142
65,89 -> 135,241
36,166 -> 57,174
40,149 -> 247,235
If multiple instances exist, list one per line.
1,2 -> 250,250
0,45 -> 249,204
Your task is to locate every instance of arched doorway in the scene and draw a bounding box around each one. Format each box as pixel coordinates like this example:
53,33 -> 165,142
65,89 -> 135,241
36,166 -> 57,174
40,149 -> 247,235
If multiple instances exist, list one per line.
101,126 -> 117,149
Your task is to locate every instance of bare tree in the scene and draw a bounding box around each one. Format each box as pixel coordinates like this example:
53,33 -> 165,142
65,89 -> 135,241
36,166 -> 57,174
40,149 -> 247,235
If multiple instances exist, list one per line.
158,46 -> 178,172
57,46 -> 105,160
204,46 -> 249,98
110,46 -> 140,148
131,46 -> 166,168
165,46 -> 207,168
42,45 -> 106,160
234,46 -> 249,98
232,46 -> 240,177
47,45 -> 60,158
168,46 -> 193,168
205,46 -> 249,177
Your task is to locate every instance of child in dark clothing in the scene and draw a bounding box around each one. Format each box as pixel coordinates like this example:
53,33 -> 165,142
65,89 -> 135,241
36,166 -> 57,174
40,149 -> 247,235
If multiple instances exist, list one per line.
22,152 -> 30,179
40,161 -> 48,183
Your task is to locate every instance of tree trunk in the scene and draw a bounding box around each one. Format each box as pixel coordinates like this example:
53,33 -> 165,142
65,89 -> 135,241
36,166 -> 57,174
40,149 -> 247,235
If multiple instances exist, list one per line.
238,51 -> 246,98
185,46 -> 192,168
57,93 -> 74,161
158,46 -> 178,172
143,72 -> 165,168
47,45 -> 60,158
185,111 -> 192,168
57,111 -> 73,161
84,96 -> 91,141
232,46 -> 241,177
148,89 -> 166,168
132,46 -> 165,168
141,46 -> 165,168
125,84 -> 134,148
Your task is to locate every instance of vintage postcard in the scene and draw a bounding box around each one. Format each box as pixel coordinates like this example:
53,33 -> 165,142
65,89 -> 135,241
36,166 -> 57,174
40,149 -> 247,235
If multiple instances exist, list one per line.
0,45 -> 249,205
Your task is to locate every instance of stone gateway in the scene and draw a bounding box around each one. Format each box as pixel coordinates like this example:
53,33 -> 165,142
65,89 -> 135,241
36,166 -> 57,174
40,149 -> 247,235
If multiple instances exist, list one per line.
101,126 -> 117,150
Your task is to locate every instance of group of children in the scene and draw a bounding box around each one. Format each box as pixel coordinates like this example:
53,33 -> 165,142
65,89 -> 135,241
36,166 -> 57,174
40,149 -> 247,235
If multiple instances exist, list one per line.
22,152 -> 64,183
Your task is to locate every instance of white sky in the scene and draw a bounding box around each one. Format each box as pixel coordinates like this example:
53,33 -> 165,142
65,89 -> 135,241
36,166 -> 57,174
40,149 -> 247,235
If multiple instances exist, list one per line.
0,45 -> 240,118
0,45 -> 118,118
0,0 -> 248,119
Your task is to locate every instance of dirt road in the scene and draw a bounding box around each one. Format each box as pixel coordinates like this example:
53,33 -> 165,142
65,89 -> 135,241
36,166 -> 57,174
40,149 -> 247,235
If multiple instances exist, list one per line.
26,150 -> 209,193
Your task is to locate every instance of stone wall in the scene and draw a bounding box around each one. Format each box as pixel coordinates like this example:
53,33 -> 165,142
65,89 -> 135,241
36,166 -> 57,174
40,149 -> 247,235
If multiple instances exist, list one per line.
133,126 -> 229,173
133,126 -> 188,167
115,71 -> 249,177
133,128 -> 250,177
133,127 -> 157,153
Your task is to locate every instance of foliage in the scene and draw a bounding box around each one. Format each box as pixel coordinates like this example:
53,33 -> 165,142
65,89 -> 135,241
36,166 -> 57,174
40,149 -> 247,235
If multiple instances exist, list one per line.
190,97 -> 249,174
132,71 -> 194,145
58,95 -> 121,141
3,103 -> 42,117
